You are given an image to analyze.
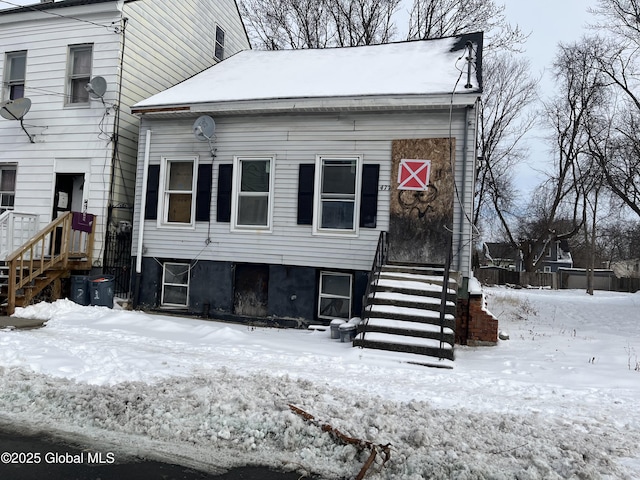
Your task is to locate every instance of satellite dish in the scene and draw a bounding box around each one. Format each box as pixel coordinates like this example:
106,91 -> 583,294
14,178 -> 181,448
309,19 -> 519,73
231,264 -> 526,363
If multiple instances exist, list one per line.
0,97 -> 31,120
193,115 -> 215,141
85,76 -> 107,99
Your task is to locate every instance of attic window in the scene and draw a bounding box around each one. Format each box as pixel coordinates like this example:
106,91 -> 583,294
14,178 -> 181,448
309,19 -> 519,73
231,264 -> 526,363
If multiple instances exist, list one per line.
214,26 -> 225,61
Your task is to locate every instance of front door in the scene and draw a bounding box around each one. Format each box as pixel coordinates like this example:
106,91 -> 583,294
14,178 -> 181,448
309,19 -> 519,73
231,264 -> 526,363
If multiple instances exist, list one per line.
388,138 -> 455,264
52,173 -> 85,253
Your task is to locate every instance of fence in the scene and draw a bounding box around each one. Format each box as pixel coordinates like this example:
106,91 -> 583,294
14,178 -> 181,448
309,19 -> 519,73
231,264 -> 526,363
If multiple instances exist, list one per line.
475,267 -> 639,293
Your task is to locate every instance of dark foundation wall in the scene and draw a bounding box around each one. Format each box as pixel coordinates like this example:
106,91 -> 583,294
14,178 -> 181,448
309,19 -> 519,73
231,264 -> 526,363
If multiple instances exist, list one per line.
189,261 -> 234,315
133,257 -> 369,326
267,265 -> 316,321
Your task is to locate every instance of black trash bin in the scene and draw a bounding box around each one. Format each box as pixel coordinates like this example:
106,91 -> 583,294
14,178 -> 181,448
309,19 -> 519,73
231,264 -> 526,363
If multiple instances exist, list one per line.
89,275 -> 114,308
70,275 -> 89,306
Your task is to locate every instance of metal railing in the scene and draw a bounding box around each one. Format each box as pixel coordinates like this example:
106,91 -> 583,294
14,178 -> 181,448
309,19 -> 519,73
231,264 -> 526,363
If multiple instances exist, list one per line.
438,232 -> 453,359
0,211 -> 39,261
359,231 -> 389,340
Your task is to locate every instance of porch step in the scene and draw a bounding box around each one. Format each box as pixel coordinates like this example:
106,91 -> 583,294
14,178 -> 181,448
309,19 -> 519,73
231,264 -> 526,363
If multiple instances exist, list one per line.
355,262 -> 457,363
353,332 -> 455,360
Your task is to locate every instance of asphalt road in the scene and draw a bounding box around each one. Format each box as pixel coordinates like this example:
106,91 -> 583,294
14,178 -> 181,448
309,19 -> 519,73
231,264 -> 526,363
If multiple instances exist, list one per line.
0,428 -> 309,480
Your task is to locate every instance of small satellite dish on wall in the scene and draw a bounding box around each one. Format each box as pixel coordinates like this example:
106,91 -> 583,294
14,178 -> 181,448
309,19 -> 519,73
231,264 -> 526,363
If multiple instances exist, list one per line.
0,97 -> 32,120
193,115 -> 216,141
85,76 -> 107,99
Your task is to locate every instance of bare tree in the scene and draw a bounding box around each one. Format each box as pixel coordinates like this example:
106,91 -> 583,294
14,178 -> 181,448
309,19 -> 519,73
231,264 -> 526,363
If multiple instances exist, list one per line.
474,53 -> 538,230
585,1 -> 640,217
239,0 -> 401,49
406,0 -> 526,51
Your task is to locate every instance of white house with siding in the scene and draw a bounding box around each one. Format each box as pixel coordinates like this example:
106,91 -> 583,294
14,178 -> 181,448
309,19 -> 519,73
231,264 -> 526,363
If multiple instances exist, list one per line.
130,34 -> 483,342
0,0 -> 249,295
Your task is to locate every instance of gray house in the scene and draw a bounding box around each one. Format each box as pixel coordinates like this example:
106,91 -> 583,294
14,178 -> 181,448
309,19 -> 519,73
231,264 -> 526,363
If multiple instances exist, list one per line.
130,34 -> 484,358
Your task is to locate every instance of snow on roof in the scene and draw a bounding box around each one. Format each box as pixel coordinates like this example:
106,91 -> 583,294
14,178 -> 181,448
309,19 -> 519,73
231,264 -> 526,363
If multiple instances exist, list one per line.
134,34 -> 482,109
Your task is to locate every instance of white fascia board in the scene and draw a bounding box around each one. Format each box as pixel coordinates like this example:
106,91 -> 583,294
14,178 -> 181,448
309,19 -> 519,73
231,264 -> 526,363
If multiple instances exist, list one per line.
133,94 -> 480,117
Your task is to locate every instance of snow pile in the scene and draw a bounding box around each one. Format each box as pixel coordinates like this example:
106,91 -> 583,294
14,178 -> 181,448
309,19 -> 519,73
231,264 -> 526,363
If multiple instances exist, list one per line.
0,289 -> 638,479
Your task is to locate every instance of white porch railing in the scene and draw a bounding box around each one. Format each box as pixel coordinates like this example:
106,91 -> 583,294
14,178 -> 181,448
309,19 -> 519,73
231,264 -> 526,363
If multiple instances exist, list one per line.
0,211 -> 39,261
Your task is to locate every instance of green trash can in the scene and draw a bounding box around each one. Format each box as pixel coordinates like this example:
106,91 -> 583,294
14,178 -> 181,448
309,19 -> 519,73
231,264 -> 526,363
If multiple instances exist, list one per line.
70,275 -> 89,306
89,275 -> 114,308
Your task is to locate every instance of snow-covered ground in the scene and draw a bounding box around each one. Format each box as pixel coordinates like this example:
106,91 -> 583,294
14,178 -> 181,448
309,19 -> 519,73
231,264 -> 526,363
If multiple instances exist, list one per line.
0,287 -> 638,479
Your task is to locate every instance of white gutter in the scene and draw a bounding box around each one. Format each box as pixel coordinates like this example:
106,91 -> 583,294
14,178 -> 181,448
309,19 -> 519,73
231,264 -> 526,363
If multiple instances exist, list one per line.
136,129 -> 151,274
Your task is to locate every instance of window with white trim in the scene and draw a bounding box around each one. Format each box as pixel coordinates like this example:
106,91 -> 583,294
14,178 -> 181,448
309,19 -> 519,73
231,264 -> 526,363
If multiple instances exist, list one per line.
161,262 -> 190,307
318,271 -> 352,320
313,155 -> 362,234
214,26 -> 225,61
159,156 -> 198,227
543,265 -> 552,273
0,165 -> 16,214
231,156 -> 274,230
66,44 -> 92,105
3,51 -> 26,101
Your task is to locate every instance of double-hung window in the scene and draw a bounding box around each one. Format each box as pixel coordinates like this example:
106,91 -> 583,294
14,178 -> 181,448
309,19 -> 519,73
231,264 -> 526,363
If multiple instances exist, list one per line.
66,44 -> 92,105
214,26 -> 225,61
314,155 -> 362,235
0,165 -> 16,214
4,51 -> 26,100
159,156 -> 198,227
231,156 -> 274,231
318,271 -> 352,320
161,262 -> 190,307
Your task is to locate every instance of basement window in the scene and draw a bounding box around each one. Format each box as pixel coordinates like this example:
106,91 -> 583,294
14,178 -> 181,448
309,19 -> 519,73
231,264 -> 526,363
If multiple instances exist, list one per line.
161,262 -> 190,307
318,271 -> 352,320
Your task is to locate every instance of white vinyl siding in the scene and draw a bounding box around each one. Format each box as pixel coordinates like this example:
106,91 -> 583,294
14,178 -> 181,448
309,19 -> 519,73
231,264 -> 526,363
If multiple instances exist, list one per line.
231,156 -> 275,231
159,156 -> 198,228
133,107 -> 477,275
313,155 -> 362,236
3,51 -> 26,101
66,44 -> 92,105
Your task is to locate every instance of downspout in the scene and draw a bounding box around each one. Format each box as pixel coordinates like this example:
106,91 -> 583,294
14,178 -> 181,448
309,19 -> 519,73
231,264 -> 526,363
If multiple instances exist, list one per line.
457,105 -> 470,275
133,129 -> 151,307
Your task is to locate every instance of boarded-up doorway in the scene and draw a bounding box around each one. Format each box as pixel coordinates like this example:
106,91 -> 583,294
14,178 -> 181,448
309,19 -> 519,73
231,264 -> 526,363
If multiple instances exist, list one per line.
233,264 -> 269,317
388,138 -> 454,264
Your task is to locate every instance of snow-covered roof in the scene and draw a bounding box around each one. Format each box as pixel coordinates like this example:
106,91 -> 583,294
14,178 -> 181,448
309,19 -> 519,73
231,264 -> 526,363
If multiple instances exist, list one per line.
133,33 -> 482,112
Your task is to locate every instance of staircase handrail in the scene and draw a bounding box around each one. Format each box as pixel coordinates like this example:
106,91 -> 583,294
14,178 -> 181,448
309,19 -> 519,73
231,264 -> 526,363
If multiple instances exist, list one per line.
438,232 -> 454,359
360,231 -> 388,337
5,212 -> 95,315
0,211 -> 39,261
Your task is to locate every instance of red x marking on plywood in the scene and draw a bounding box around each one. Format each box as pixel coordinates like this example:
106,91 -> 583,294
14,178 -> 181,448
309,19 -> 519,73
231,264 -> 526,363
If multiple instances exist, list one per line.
398,159 -> 431,190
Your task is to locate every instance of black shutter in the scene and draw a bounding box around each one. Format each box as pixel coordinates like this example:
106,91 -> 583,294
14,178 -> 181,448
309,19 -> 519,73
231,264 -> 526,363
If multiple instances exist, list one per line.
144,164 -> 160,220
195,164 -> 212,222
217,163 -> 233,222
297,164 -> 315,225
359,164 -> 379,228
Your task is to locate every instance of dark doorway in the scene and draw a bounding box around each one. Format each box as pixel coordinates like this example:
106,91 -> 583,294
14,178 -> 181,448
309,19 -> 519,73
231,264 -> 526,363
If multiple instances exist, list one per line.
233,264 -> 268,317
52,173 -> 84,254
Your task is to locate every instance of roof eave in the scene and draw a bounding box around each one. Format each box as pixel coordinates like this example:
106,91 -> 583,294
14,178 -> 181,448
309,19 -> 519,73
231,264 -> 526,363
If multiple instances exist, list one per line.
131,92 -> 481,117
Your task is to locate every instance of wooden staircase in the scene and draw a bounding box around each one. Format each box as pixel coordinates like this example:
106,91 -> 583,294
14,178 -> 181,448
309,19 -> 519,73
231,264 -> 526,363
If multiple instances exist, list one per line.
354,262 -> 457,363
0,212 -> 96,315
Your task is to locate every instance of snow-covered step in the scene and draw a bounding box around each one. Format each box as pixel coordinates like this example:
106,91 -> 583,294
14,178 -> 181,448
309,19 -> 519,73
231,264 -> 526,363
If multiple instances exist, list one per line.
362,317 -> 455,344
353,331 -> 455,360
380,270 -> 457,287
369,291 -> 456,314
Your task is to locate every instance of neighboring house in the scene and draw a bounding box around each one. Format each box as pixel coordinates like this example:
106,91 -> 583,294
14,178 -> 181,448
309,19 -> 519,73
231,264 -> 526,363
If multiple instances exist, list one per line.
611,259 -> 640,279
482,242 -> 523,271
129,33 -> 483,330
537,239 -> 573,273
0,0 -> 249,295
